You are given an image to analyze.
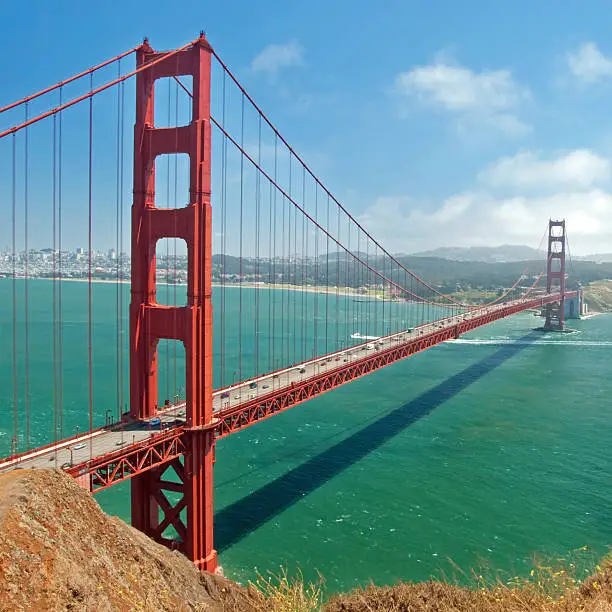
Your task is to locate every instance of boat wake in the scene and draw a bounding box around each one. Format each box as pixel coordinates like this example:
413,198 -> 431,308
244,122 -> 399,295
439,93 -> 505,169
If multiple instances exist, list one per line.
446,338 -> 612,347
351,332 -> 381,341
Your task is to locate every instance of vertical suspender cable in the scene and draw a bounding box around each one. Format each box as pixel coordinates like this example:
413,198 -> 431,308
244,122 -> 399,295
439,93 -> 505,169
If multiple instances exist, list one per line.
382,247 -> 386,337
272,136 -> 278,373
347,222 -> 351,343
119,80 -> 125,419
336,206 -> 342,350
287,155 -> 292,364
255,114 -> 261,376
24,103 -> 30,449
52,112 -> 58,455
356,229 -> 361,339
88,75 -> 94,456
116,61 -> 124,422
58,89 -> 64,435
351,225 -> 356,338
281,189 -> 286,369
325,194 -> 330,355
268,170 -> 273,371
302,167 -> 306,363
220,73 -> 227,387
344,216 -> 349,344
11,134 -> 17,454
421,276 -> 425,326
173,83 -> 179,396
313,187 -> 318,358
336,204 -> 340,350
238,93 -> 244,382
293,160 -> 298,363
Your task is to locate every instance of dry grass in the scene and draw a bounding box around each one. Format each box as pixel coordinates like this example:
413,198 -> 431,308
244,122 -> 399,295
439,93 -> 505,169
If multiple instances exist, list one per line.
246,549 -> 612,611
323,549 -> 612,612
249,567 -> 324,611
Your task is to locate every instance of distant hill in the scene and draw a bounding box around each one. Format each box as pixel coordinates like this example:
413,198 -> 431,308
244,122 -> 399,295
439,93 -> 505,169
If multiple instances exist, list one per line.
579,253 -> 612,263
410,245 -> 544,263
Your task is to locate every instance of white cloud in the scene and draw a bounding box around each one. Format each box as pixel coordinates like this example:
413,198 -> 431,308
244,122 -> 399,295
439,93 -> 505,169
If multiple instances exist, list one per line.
360,190 -> 612,254
567,42 -> 612,84
479,150 -> 611,189
396,63 -> 525,112
359,149 -> 612,255
395,57 -> 530,135
251,42 -> 304,75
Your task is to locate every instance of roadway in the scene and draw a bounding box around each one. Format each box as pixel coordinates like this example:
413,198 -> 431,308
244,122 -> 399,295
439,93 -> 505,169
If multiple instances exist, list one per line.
0,295 -> 551,473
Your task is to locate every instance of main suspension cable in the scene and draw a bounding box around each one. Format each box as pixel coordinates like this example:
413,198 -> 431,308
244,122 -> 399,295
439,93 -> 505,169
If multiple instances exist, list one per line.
0,46 -> 139,114
0,39 -> 198,140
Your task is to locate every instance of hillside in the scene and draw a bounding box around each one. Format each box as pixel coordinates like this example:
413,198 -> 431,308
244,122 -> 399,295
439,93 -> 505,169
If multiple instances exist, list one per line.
410,245 -> 612,265
410,244 -> 543,263
584,280 -> 612,312
581,254 -> 612,264
0,469 -> 260,611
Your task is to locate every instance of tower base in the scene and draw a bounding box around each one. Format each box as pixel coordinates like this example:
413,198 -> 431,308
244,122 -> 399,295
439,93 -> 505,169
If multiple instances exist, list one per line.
534,326 -> 577,334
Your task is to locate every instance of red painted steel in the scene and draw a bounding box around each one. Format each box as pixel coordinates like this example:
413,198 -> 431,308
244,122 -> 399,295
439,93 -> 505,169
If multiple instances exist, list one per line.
66,428 -> 185,493
68,293 -> 573,493
545,220 -> 566,330
129,34 -> 216,572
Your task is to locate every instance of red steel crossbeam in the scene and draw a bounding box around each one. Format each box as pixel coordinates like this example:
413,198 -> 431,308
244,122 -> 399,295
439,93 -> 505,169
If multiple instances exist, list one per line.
64,293 -> 574,492
66,428 -> 185,493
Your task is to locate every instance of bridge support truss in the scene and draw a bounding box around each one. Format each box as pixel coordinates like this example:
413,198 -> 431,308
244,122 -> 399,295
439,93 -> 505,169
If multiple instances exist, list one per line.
544,219 -> 566,331
129,35 -> 217,571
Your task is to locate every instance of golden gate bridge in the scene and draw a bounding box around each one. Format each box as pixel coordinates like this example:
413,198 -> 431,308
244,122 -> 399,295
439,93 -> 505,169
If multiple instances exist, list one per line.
0,34 -> 578,572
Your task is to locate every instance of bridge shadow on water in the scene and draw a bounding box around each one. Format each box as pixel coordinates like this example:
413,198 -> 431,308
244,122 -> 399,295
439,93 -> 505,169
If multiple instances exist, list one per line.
215,331 -> 540,551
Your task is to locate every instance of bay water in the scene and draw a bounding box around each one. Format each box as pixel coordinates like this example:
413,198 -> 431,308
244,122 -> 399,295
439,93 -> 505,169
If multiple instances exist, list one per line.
0,279 -> 610,594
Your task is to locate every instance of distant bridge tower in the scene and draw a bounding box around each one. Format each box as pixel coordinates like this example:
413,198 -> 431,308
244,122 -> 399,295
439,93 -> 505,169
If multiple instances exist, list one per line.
129,35 -> 217,572
544,219 -> 566,331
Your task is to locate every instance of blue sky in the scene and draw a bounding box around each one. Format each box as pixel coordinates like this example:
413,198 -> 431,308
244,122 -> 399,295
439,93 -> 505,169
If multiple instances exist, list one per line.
2,0 -> 612,254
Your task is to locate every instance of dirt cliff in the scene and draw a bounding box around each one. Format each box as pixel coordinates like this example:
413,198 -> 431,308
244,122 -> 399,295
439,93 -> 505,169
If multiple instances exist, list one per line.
0,469 -> 260,612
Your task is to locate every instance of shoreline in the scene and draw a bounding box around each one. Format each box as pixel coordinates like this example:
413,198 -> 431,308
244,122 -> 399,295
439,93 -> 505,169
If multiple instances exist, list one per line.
580,311 -> 605,320
0,276 -> 374,298
0,277 -> 406,300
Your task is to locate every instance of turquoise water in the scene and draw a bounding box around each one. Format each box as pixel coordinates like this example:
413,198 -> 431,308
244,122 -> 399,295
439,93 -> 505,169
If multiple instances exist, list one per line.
0,279 -> 611,593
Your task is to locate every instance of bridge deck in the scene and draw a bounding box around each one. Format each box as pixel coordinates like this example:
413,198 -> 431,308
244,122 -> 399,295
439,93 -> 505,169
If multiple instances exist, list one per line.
0,293 -> 570,490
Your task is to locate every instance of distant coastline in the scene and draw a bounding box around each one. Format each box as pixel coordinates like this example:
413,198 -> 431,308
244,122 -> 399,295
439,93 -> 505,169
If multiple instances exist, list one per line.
0,276 -> 384,299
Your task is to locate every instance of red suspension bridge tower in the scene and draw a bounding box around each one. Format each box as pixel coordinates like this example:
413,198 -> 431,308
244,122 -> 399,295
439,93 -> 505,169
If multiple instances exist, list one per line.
544,219 -> 566,331
129,34 -> 217,571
